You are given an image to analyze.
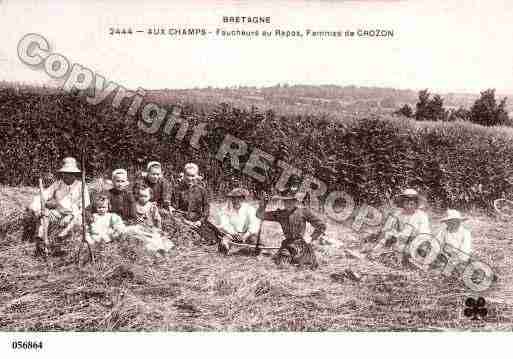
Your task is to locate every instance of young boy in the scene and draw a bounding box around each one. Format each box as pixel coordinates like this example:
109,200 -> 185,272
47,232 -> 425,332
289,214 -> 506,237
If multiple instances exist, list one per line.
172,163 -> 209,228
108,168 -> 134,221
86,192 -> 125,244
256,186 -> 327,268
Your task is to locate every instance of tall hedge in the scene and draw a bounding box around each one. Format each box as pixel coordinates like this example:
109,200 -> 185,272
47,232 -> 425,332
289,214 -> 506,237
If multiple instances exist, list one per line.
1,87 -> 512,209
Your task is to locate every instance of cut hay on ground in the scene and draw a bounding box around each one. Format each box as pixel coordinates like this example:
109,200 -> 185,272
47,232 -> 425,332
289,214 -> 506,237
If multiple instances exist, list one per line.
1,186 -> 513,331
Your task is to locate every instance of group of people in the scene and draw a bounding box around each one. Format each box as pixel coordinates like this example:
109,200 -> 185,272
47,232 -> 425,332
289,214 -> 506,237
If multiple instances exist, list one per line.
24,157 -> 209,253
367,188 -> 473,268
23,156 -> 473,270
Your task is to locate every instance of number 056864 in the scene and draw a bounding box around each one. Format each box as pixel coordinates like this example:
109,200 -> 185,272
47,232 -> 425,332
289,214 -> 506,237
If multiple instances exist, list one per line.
12,341 -> 43,350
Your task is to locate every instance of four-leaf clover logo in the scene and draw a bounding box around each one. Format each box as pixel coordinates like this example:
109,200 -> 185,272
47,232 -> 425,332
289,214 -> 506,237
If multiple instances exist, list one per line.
464,297 -> 487,320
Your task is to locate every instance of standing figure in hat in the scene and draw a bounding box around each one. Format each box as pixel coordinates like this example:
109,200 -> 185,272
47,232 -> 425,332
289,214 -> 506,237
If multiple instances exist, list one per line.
140,161 -> 174,216
108,168 -> 134,221
24,157 -> 90,255
171,162 -> 209,228
217,187 -> 261,253
256,186 -> 327,269
435,209 -> 472,264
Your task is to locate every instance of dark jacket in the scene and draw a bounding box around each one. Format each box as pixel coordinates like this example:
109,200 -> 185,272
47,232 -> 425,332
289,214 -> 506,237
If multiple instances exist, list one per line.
172,181 -> 209,222
143,177 -> 173,208
108,187 -> 134,220
259,206 -> 326,242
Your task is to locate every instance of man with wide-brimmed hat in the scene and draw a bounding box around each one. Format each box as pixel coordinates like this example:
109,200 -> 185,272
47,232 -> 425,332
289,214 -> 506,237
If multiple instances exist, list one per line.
256,185 -> 327,268
216,187 -> 261,253
435,209 -> 472,263
383,188 -> 431,240
24,157 -> 91,255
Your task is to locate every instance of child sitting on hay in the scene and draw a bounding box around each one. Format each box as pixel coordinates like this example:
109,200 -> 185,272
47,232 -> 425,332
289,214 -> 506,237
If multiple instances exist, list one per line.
123,182 -> 174,252
86,192 -> 125,244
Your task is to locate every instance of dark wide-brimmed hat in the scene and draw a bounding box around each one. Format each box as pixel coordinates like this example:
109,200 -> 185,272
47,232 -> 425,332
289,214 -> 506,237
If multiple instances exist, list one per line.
226,187 -> 250,198
272,187 -> 306,202
394,188 -> 427,209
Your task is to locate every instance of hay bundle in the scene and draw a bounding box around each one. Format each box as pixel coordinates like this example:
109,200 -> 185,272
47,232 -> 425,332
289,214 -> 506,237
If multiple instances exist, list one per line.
123,225 -> 175,253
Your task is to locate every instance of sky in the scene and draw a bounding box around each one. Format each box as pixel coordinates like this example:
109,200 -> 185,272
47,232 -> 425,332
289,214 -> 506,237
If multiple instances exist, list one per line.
1,0 -> 513,94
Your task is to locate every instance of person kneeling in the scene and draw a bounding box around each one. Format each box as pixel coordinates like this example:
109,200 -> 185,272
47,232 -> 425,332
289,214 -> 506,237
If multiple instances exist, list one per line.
256,187 -> 327,269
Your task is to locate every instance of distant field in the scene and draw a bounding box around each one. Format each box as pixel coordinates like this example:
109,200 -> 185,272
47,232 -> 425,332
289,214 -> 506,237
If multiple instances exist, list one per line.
1,185 -> 512,331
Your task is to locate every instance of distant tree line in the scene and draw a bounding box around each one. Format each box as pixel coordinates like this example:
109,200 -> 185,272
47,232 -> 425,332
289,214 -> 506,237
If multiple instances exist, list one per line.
394,88 -> 511,127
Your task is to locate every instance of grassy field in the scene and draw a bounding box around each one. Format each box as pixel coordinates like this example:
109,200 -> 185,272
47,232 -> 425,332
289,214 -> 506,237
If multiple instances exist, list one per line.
1,185 -> 513,331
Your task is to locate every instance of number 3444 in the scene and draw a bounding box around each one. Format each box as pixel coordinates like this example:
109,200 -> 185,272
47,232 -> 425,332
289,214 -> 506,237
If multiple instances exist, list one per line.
12,341 -> 43,350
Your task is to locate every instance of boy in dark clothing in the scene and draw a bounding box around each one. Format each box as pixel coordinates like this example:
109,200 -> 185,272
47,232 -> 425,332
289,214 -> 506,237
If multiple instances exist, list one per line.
108,169 -> 134,220
171,162 -> 209,228
142,161 -> 174,216
257,187 -> 327,269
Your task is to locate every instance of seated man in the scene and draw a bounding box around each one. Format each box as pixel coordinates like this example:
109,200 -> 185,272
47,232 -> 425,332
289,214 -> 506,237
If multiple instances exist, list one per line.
435,209 -> 472,264
171,162 -> 209,228
256,186 -> 327,269
108,168 -> 134,221
24,157 -> 90,255
368,188 -> 431,262
140,161 -> 174,216
217,187 -> 261,253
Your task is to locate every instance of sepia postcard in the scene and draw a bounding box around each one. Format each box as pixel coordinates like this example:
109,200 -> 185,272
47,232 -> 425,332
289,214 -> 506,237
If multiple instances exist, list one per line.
1,0 -> 512,357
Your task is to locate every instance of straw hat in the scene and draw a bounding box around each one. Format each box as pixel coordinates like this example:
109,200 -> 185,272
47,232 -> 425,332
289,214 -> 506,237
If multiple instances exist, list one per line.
394,188 -> 426,208
57,157 -> 81,173
226,187 -> 250,198
440,209 -> 467,222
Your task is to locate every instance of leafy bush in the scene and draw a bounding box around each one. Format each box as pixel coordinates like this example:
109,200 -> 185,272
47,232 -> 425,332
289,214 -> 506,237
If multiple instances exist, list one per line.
1,86 -> 512,209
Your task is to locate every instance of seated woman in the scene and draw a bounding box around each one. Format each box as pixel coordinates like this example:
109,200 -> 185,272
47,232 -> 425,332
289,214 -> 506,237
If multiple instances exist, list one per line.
86,192 -> 125,244
217,187 -> 261,253
171,163 -> 209,228
108,168 -> 134,220
140,161 -> 174,216
435,209 -> 472,264
24,157 -> 90,255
